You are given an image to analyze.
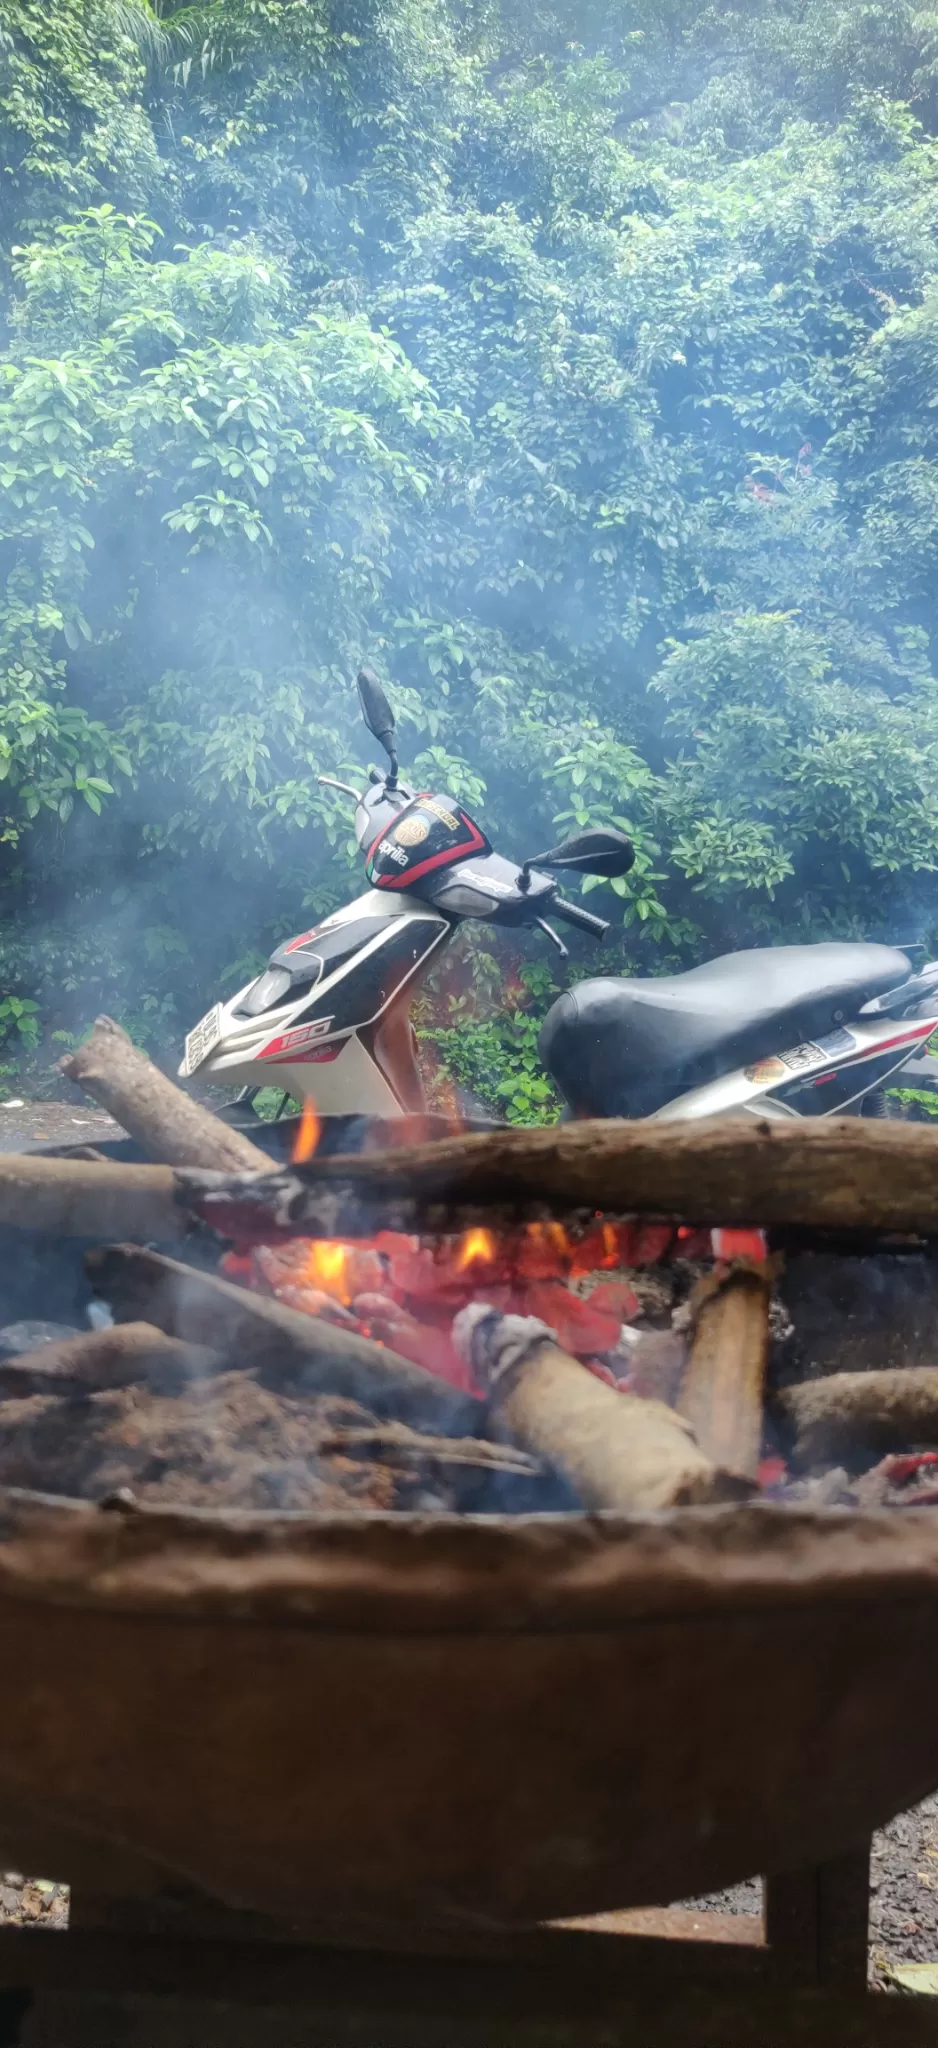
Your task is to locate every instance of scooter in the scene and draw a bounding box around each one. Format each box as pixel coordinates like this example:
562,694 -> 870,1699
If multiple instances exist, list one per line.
180,670 -> 938,1126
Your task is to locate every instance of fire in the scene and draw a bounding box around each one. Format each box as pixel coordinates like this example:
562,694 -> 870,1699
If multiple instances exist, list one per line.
454,1227 -> 497,1273
292,1096 -> 321,1163
301,1239 -> 352,1304
223,1210 -> 720,1396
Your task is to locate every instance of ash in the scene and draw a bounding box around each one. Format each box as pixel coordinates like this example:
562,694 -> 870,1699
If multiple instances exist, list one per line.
0,1377 -> 404,1511
0,1368 -> 509,1515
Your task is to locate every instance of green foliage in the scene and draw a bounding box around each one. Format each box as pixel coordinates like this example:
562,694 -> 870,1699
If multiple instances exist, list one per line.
419,958 -> 561,1123
3,0 -> 938,1112
0,995 -> 40,1054
886,1085 -> 938,1116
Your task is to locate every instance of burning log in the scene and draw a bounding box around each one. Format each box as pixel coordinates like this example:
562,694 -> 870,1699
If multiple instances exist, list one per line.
780,1369 -> 938,1473
0,1322 -> 221,1399
0,1155 -> 186,1240
59,1015 -> 272,1173
176,1115 -> 938,1241
454,1305 -> 754,1512
677,1263 -> 773,1482
86,1245 -> 482,1431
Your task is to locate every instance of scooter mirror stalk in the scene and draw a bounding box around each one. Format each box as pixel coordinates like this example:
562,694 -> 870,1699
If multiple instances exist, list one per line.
357,666 -> 399,788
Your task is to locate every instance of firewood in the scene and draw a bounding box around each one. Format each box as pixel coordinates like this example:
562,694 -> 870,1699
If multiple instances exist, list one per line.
0,1323 -> 222,1399
677,1263 -> 772,1481
780,1369 -> 938,1472
59,1015 -> 272,1173
454,1305 -> 754,1512
0,1155 -> 185,1240
86,1245 -> 482,1431
176,1115 -> 938,1240
319,1422 -> 555,1511
319,1424 -> 541,1476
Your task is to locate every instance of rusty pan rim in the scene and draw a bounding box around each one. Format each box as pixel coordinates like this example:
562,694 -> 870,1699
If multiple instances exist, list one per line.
2,1486 -> 938,1632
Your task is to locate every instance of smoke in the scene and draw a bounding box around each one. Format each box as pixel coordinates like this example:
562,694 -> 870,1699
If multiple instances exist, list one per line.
4,1 -> 938,1090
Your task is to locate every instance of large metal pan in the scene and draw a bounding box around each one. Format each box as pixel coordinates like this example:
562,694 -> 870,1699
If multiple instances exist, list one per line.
0,1492 -> 937,1928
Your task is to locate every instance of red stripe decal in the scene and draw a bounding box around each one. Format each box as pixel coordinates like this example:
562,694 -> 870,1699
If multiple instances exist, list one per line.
373,824 -> 487,888
865,1022 -> 936,1054
812,1021 -> 937,1083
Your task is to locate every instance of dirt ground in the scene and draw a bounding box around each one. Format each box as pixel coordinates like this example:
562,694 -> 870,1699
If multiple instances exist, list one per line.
0,1876 -> 68,1930
0,1098 -> 121,1152
694,1793 -> 938,1988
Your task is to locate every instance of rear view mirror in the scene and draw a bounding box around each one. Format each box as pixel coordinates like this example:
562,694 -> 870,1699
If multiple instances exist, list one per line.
529,826 -> 635,879
357,666 -> 398,783
357,666 -> 396,748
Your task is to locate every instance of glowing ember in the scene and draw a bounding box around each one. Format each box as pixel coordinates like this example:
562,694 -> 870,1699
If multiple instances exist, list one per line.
264,1239 -> 381,1307
303,1239 -> 351,1302
220,1212 -> 720,1397
292,1096 -> 321,1163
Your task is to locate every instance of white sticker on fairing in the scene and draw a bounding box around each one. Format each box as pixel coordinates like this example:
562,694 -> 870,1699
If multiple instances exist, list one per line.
456,870 -> 516,898
259,1017 -> 335,1060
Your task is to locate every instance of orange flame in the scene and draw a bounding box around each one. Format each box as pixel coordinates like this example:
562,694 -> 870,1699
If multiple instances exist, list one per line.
298,1239 -> 351,1303
454,1227 -> 497,1273
292,1096 -> 321,1164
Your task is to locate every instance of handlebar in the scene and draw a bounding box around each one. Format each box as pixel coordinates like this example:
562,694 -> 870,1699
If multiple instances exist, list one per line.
550,896 -> 610,940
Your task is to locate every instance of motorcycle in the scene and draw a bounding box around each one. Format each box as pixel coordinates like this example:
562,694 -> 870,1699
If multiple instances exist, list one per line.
180,669 -> 938,1128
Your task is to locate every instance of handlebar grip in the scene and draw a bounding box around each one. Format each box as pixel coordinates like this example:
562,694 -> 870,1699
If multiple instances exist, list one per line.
551,896 -> 610,940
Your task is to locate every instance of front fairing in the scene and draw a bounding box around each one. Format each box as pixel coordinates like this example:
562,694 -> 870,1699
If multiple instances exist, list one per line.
354,781 -> 556,922
361,787 -> 492,892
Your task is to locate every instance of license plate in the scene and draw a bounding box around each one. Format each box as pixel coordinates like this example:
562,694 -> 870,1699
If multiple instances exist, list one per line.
184,1004 -> 222,1076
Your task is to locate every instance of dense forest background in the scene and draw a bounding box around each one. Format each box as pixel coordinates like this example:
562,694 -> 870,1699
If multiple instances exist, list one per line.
2,0 -> 938,1114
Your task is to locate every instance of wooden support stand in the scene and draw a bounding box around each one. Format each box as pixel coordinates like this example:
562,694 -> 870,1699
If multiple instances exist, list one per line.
0,1842 -> 921,2048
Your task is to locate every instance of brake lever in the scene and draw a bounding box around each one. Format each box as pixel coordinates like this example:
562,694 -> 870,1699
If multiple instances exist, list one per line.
317,774 -> 364,801
535,917 -> 569,960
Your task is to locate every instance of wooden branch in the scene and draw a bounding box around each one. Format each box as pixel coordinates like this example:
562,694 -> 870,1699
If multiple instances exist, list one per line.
320,1425 -> 540,1476
780,1369 -> 938,1472
0,1323 -> 222,1400
86,1245 -> 481,1432
0,1155 -> 185,1240
454,1306 -> 754,1512
177,1116 -> 938,1240
677,1263 -> 772,1481
59,1015 -> 272,1173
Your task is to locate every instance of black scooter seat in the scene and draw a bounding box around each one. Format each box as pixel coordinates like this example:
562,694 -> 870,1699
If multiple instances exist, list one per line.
538,943 -> 911,1119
